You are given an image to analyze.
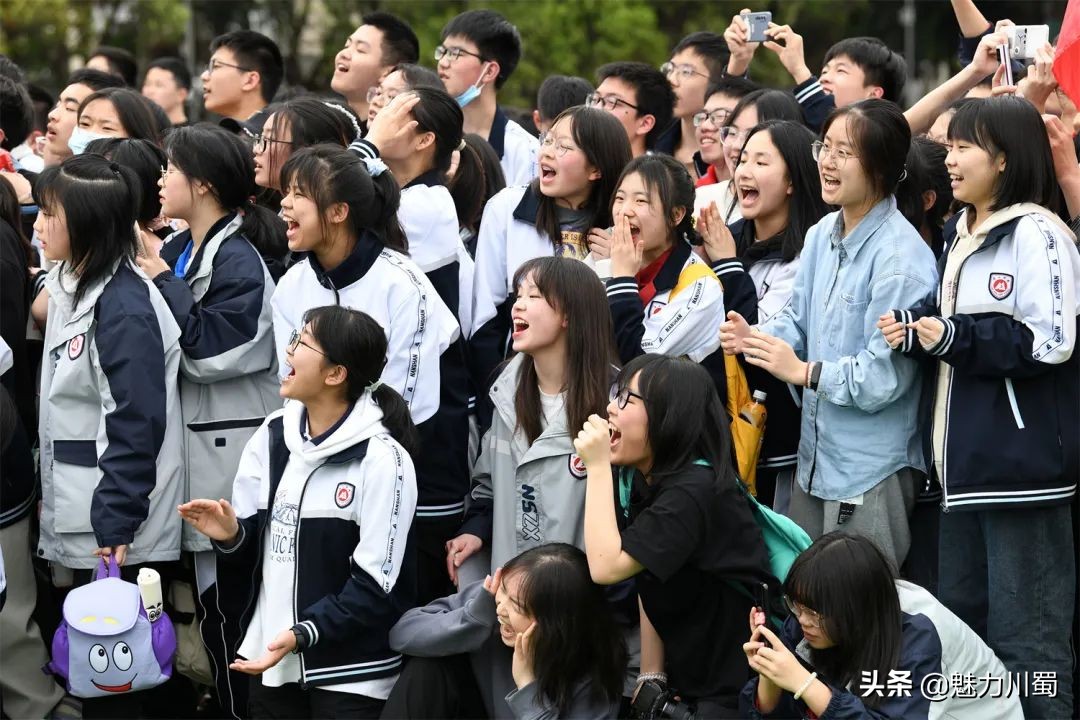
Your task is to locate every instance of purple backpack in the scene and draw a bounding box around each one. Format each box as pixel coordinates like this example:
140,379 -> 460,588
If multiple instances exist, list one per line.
48,557 -> 176,698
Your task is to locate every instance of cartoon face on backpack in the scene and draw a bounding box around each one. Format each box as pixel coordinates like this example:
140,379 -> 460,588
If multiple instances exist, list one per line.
49,571 -> 176,698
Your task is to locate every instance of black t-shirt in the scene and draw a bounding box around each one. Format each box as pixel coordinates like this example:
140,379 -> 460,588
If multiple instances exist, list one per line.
621,464 -> 773,702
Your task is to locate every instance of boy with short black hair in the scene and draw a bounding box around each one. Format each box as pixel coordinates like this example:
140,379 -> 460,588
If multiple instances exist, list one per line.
654,31 -> 730,177
142,56 -> 191,126
725,13 -> 905,133
437,9 -> 538,185
331,12 -> 419,121
593,61 -> 675,158
533,75 -> 592,135
203,30 -> 283,136
87,45 -> 137,86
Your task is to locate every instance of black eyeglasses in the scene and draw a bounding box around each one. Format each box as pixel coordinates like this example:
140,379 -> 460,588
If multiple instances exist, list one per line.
253,134 -> 298,154
434,45 -> 485,63
204,59 -> 252,75
692,109 -> 731,128
615,387 -> 646,409
586,92 -> 639,112
287,329 -> 325,356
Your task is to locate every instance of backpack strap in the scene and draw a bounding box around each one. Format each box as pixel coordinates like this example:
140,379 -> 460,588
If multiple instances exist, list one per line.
670,261 -> 719,299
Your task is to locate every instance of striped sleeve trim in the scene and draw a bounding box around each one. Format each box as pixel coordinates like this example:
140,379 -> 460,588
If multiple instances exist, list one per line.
711,260 -> 744,277
926,317 -> 956,356
294,619 -> 320,648
347,138 -> 379,160
794,80 -> 824,104
606,278 -> 639,298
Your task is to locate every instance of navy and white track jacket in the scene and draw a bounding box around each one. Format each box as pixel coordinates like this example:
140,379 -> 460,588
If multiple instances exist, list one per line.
893,206 -> 1080,511
38,260 -> 183,568
213,398 -> 417,687
271,237 -> 470,521
156,213 -> 282,551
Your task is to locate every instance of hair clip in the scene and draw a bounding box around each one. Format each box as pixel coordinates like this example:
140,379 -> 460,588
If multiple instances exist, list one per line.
364,157 -> 389,178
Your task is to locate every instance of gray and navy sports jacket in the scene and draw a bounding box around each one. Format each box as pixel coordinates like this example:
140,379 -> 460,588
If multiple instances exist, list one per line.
212,399 -> 418,688
892,208 -> 1080,511
38,260 -> 184,569
156,213 -> 282,551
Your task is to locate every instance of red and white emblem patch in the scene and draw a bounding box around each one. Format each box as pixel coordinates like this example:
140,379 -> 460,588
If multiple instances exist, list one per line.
335,482 -> 355,508
68,334 -> 86,360
569,453 -> 587,479
989,272 -> 1014,301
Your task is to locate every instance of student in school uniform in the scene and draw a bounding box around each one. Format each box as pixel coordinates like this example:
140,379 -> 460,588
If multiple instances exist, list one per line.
270,145 -> 465,604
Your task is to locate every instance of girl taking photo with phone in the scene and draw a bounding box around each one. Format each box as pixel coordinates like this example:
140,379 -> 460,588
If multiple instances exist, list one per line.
740,532 -> 1023,720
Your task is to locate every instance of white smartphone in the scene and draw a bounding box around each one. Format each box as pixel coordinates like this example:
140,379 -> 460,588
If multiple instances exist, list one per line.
1005,24 -> 1050,61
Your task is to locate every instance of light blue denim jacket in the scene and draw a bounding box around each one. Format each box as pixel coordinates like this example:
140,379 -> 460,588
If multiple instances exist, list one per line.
759,197 -> 938,500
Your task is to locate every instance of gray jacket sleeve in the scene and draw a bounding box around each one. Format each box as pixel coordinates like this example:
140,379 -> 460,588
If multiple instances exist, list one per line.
388,580 -> 497,657
505,681 -> 619,720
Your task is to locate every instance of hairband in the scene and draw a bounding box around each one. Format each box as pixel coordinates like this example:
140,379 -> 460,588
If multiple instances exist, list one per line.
898,167 -> 909,183
364,157 -> 389,178
109,161 -> 121,174
322,101 -> 363,142
457,139 -> 467,152
366,380 -> 383,394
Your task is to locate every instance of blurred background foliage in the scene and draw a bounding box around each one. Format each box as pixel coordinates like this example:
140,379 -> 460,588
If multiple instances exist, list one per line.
0,0 -> 1068,114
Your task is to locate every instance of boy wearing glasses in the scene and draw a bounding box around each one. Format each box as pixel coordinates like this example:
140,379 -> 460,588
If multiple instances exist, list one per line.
592,62 -> 675,158
653,32 -> 730,179
202,30 -> 283,137
436,10 -> 538,185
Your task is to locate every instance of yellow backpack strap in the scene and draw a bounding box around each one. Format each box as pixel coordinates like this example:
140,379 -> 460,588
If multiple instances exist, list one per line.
670,261 -> 719,299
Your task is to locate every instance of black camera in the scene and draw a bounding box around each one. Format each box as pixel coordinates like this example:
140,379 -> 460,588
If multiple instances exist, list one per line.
632,680 -> 696,720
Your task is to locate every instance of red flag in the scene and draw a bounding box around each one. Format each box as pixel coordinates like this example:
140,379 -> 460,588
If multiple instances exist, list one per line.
1054,0 -> 1080,105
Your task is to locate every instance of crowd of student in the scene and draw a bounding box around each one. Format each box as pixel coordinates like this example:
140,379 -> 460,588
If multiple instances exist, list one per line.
0,1 -> 1077,718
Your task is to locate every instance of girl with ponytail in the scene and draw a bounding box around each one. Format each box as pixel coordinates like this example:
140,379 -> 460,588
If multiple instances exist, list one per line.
605,153 -> 726,365
272,145 -> 466,604
179,305 -> 419,718
33,153 -> 183,603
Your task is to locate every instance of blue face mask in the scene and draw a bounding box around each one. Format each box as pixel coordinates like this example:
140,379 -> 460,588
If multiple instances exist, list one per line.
68,127 -> 111,156
454,63 -> 491,108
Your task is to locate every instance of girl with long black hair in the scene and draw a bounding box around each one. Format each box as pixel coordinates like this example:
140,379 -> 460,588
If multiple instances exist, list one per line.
386,543 -> 627,719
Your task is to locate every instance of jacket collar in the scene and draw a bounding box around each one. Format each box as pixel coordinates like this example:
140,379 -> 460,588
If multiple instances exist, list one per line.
511,183 -> 542,224
828,197 -> 896,261
488,107 -> 510,159
653,240 -> 692,294
166,212 -> 242,284
305,231 -> 383,292
45,257 -> 124,324
404,169 -> 445,189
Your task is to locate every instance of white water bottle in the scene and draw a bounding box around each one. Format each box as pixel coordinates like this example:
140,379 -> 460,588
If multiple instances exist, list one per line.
137,568 -> 163,622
